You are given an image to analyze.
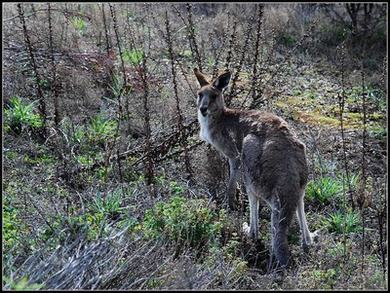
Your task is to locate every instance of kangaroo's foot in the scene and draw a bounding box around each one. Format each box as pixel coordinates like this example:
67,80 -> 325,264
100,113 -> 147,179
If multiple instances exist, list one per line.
243,222 -> 250,236
302,230 -> 320,252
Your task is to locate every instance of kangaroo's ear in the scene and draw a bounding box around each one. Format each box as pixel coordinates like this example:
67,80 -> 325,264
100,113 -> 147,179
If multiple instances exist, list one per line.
212,71 -> 231,91
194,68 -> 209,87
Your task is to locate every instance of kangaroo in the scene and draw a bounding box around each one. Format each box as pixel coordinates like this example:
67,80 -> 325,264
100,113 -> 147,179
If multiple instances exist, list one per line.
194,68 -> 313,268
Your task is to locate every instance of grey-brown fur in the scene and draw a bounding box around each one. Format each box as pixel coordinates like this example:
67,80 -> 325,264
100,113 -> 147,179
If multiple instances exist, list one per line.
194,68 -> 313,268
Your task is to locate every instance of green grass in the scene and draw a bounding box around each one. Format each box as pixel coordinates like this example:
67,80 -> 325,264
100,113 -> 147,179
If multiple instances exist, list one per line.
319,23 -> 350,46
142,196 -> 227,251
23,153 -> 55,166
3,204 -> 23,251
306,176 -> 343,203
4,96 -> 43,134
109,74 -> 124,98
344,86 -> 386,113
370,126 -> 387,140
180,49 -> 192,59
76,154 -> 94,167
169,180 -> 185,197
122,48 -> 144,66
3,276 -> 43,290
87,115 -> 118,144
311,268 -> 338,289
3,182 -> 33,253
91,189 -> 124,218
71,16 -> 86,32
275,83 -> 386,131
279,32 -> 297,47
322,209 -> 362,234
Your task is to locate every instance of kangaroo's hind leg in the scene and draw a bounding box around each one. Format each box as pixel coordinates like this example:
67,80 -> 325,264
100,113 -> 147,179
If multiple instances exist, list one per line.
226,157 -> 240,210
242,134 -> 263,240
296,191 -> 312,248
247,189 -> 260,240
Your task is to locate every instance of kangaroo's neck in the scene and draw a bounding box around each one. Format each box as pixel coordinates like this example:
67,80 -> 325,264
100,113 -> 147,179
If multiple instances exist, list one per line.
198,107 -> 243,144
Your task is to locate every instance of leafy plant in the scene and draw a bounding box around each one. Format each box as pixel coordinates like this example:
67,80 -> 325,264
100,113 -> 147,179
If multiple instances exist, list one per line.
3,204 -> 22,251
3,276 -> 43,290
345,86 -> 386,112
319,23 -> 350,46
58,118 -> 86,146
370,127 -> 387,140
327,239 -> 352,257
279,32 -> 297,47
322,209 -> 362,234
306,176 -> 343,203
39,211 -> 105,243
312,268 -> 338,289
169,181 -> 185,196
3,195 -> 35,259
4,96 -> 43,134
142,196 -> 226,251
332,172 -> 361,203
221,233 -> 241,261
91,190 -> 124,218
345,172 -> 360,193
76,154 -> 94,167
40,189 -> 126,243
71,16 -> 86,32
122,49 -> 144,66
302,89 -> 317,100
72,125 -> 86,144
23,153 -> 55,166
87,115 -> 118,144
109,74 -> 124,98
180,49 -> 192,59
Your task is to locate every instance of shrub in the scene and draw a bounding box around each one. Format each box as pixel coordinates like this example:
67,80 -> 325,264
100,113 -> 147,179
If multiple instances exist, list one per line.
23,153 -> 55,166
370,127 -> 387,140
4,96 -> 43,134
142,196 -> 226,252
306,176 -> 343,203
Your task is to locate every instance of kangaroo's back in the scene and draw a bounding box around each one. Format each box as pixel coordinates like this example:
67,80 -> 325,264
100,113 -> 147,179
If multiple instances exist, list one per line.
220,108 -> 308,199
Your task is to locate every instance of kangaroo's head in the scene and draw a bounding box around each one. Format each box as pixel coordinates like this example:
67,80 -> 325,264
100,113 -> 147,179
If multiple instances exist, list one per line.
194,69 -> 231,117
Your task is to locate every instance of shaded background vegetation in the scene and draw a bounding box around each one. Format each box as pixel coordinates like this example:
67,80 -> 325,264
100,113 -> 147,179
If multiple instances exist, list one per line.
2,3 -> 387,290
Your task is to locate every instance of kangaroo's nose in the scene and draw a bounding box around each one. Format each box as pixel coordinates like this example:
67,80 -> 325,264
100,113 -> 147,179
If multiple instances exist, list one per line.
200,107 -> 207,116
